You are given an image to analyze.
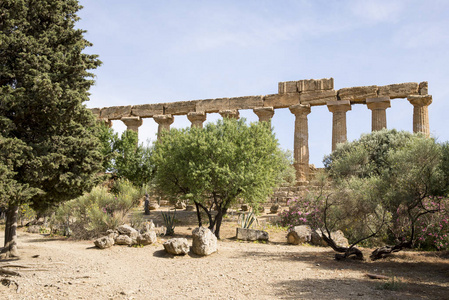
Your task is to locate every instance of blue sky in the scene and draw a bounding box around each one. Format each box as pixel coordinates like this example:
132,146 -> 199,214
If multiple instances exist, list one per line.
78,0 -> 449,167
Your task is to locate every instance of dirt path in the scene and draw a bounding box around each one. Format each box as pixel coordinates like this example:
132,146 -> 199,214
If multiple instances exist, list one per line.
1,210 -> 449,299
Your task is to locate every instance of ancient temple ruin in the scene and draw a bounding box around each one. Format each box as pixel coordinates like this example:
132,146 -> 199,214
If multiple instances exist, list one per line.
90,78 -> 431,184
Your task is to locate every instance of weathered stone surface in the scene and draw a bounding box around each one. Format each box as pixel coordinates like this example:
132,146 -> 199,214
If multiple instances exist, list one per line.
90,108 -> 101,117
289,104 -> 311,182
378,82 -> 419,99
195,98 -> 229,113
187,111 -> 207,128
163,238 -> 189,255
287,225 -> 312,245
278,81 -> 299,94
229,96 -> 263,110
149,202 -> 160,210
27,225 -> 41,233
94,236 -> 115,249
270,203 -> 281,214
236,228 -> 269,241
219,109 -> 240,119
137,231 -> 157,245
366,97 -> 391,131
297,78 -> 334,92
115,234 -> 133,245
175,200 -> 186,210
311,229 -> 349,248
164,100 -> 196,115
419,81 -> 428,95
192,227 -> 217,256
408,95 -> 432,137
338,86 -> 378,103
100,105 -> 132,120
117,225 -> 138,237
263,94 -> 300,108
121,116 -> 143,132
299,90 -> 337,106
327,100 -> 351,151
253,107 -> 275,122
131,103 -> 164,117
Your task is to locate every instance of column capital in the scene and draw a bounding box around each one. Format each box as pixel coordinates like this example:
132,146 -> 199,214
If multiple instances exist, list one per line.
253,107 -> 274,122
121,116 -> 142,132
289,104 -> 311,116
366,97 -> 391,110
407,95 -> 432,107
219,110 -> 240,119
153,114 -> 174,125
187,111 -> 207,128
327,100 -> 351,113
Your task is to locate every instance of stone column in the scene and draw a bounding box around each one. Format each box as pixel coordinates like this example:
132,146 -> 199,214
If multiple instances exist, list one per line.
187,111 -> 207,128
366,97 -> 391,131
219,109 -> 240,119
289,104 -> 311,183
408,95 -> 432,137
153,114 -> 174,139
253,107 -> 275,123
327,100 -> 351,151
121,116 -> 143,132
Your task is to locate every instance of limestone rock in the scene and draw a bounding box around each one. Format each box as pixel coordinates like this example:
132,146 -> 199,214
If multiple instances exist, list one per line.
378,82 -> 419,99
94,236 -> 115,249
100,105 -> 132,120
175,200 -> 186,210
117,225 -> 139,242
115,234 -> 133,246
236,228 -> 269,241
270,204 -> 281,214
192,227 -> 217,256
287,225 -> 312,245
163,238 -> 189,255
338,85 -> 378,103
27,225 -> 41,234
149,202 -> 160,210
137,231 -> 157,245
311,229 -> 349,248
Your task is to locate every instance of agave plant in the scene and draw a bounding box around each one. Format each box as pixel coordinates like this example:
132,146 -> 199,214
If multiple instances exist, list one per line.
238,211 -> 259,229
161,209 -> 177,235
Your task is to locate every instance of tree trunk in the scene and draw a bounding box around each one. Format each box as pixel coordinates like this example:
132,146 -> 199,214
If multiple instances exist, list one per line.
370,241 -> 412,260
321,231 -> 364,260
1,205 -> 20,258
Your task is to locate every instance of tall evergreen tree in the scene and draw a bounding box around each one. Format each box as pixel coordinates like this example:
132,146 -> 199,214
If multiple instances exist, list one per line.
0,0 -> 102,257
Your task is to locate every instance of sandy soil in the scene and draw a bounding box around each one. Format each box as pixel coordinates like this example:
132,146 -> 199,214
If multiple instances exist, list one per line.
1,208 -> 449,299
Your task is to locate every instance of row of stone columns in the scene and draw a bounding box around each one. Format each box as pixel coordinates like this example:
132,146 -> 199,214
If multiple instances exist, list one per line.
113,95 -> 431,184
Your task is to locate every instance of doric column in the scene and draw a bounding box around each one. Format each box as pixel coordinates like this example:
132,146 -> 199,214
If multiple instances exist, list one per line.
219,109 -> 240,119
121,116 -> 143,132
187,111 -> 207,128
327,100 -> 351,151
253,107 -> 275,123
153,114 -> 174,139
366,97 -> 391,131
408,95 -> 432,137
289,104 -> 311,183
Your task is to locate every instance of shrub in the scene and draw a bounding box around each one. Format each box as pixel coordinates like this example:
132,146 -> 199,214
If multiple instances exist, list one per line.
278,195 -> 321,229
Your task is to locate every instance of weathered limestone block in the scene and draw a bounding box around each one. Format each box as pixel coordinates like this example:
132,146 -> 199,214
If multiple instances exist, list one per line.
311,229 -> 349,248
163,238 -> 189,255
153,114 -> 174,137
264,94 -> 300,108
299,90 -> 337,106
115,234 -> 133,245
408,95 -> 432,137
236,228 -> 269,241
94,235 -> 115,249
287,225 -> 312,245
419,81 -> 428,95
187,111 -> 207,128
137,231 -> 157,245
175,200 -> 186,210
229,96 -> 263,110
327,100 -> 351,151
100,105 -> 132,120
131,103 -> 164,118
253,107 -> 274,122
278,81 -> 299,94
289,104 -> 311,183
297,78 -> 334,92
219,109 -> 240,119
164,100 -> 196,115
117,224 -> 139,243
378,82 -> 419,99
121,116 -> 143,132
195,98 -> 229,113
149,202 -> 159,210
338,85 -> 378,103
90,108 -> 101,117
192,227 -> 217,256
366,97 -> 390,131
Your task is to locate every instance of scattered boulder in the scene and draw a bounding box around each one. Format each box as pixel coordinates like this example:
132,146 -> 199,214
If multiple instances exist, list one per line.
311,229 -> 349,248
163,238 -> 189,255
236,228 -> 269,241
185,205 -> 195,211
27,225 -> 41,234
175,200 -> 186,210
149,202 -> 159,210
137,231 -> 157,245
192,227 -> 217,256
106,229 -> 119,240
117,224 -> 139,243
270,204 -> 281,214
94,235 -> 115,249
115,234 -> 133,246
287,225 -> 312,245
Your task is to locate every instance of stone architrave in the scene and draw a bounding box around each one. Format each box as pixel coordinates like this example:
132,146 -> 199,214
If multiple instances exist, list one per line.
153,114 -> 174,139
327,100 -> 351,151
408,95 -> 432,137
121,116 -> 142,132
187,111 -> 207,128
366,97 -> 391,131
219,109 -> 240,119
289,104 -> 311,183
253,107 -> 274,123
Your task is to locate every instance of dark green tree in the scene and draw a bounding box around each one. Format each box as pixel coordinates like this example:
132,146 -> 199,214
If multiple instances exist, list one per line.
151,118 -> 293,239
0,0 -> 102,257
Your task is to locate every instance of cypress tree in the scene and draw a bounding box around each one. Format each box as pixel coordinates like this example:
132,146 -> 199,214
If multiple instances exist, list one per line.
0,0 -> 102,257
